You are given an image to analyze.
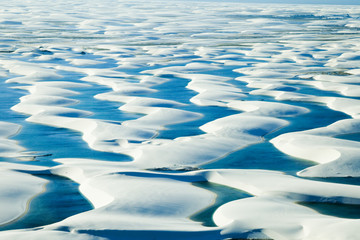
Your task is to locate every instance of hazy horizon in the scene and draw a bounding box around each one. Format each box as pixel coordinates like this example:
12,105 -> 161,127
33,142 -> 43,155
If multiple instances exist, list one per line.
182,0 -> 360,5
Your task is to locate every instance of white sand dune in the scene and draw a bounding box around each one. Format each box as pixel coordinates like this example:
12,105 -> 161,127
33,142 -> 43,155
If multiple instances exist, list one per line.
0,169 -> 46,226
0,122 -> 25,158
46,164 -> 360,239
0,0 -> 360,239
272,119 -> 360,177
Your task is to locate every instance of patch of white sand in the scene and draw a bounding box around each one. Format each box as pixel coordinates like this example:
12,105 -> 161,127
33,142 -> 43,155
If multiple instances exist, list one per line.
0,170 -> 46,226
272,119 -> 360,177
0,121 -> 25,158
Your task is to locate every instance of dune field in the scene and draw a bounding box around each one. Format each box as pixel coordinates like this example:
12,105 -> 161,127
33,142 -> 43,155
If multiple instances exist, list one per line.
0,0 -> 360,239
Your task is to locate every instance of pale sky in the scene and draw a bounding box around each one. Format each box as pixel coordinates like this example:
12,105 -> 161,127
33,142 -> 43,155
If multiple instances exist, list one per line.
250,0 -> 359,4
198,0 -> 359,4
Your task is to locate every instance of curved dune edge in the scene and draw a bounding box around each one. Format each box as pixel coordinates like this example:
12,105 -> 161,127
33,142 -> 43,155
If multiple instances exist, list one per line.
45,164 -> 221,240
0,0 -> 360,239
213,196 -> 360,240
0,121 -> 25,158
0,123 -> 47,226
6,59 -> 296,168
10,164 -> 358,240
271,119 -> 360,177
0,169 -> 46,227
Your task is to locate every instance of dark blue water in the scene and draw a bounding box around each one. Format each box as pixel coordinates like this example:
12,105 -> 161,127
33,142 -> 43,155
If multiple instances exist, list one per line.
0,3 -> 359,235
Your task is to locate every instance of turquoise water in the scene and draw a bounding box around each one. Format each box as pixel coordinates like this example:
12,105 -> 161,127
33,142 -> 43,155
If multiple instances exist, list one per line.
0,174 -> 92,231
203,102 -> 350,174
299,202 -> 360,219
2,50 -> 359,231
191,182 -> 251,227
